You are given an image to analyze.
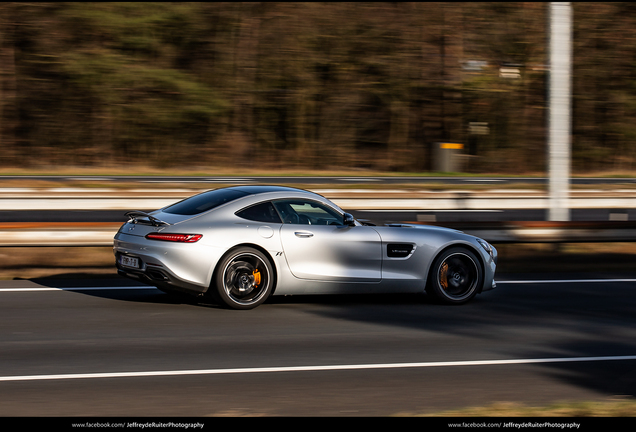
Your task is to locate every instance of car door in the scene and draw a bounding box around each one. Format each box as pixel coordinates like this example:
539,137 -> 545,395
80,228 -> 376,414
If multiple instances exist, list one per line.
275,199 -> 382,282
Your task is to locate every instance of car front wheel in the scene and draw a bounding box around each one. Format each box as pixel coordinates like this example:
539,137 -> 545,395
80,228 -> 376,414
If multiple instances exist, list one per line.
427,247 -> 482,304
212,247 -> 274,310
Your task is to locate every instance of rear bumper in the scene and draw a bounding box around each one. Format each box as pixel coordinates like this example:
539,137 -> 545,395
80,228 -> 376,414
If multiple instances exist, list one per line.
115,257 -> 208,296
113,231 -> 223,295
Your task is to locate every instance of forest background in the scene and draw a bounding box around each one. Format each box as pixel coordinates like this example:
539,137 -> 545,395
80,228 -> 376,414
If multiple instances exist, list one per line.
0,2 -> 634,174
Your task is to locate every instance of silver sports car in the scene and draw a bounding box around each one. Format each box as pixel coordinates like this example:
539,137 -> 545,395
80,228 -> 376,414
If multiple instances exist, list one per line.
114,186 -> 497,309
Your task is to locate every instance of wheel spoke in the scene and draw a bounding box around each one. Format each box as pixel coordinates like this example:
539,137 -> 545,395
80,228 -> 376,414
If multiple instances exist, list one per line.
222,253 -> 270,306
437,252 -> 479,301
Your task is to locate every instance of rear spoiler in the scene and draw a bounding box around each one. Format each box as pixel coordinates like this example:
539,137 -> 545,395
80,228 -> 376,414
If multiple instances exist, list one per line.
125,211 -> 171,227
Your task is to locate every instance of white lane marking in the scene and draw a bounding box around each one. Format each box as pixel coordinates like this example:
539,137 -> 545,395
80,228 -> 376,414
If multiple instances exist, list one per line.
0,286 -> 157,292
2,355 -> 636,382
497,279 -> 636,284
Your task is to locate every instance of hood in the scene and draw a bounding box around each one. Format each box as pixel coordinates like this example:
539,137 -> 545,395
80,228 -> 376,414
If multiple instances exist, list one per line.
385,223 -> 464,234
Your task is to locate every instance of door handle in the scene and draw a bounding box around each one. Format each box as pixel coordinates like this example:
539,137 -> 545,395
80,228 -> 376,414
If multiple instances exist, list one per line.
294,231 -> 314,238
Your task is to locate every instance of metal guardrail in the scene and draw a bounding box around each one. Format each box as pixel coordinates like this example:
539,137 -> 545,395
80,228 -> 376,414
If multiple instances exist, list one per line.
2,221 -> 636,246
1,186 -> 636,210
0,223 -> 121,247
1,188 -> 635,245
2,195 -> 636,211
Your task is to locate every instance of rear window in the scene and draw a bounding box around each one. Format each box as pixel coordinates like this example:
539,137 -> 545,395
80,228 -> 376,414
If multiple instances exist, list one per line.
163,189 -> 249,215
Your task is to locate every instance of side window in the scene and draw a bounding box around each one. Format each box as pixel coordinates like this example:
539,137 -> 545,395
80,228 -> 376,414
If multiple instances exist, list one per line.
236,202 -> 282,223
273,200 -> 343,225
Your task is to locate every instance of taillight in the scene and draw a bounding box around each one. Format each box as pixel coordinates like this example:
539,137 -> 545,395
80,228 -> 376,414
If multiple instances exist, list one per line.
145,233 -> 202,243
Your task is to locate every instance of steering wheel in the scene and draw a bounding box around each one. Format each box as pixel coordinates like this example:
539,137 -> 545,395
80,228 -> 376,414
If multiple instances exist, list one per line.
285,213 -> 300,224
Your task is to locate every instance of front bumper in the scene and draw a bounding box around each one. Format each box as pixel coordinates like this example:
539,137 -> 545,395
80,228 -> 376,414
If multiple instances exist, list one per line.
481,243 -> 497,292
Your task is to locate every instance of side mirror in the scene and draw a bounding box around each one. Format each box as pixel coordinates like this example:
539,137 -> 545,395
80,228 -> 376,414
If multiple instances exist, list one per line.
343,213 -> 356,226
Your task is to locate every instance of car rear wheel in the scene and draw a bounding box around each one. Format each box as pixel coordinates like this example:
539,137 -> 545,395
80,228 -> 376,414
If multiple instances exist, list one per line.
427,247 -> 482,304
213,247 -> 274,310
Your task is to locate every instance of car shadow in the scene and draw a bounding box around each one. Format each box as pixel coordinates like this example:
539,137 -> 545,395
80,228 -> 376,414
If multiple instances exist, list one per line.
19,272 -> 218,307
19,271 -> 439,310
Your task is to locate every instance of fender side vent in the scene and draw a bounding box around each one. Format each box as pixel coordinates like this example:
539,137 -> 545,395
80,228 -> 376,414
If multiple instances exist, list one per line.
387,243 -> 414,258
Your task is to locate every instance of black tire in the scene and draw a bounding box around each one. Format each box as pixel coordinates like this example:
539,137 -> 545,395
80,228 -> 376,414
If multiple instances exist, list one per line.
212,247 -> 274,310
427,247 -> 482,304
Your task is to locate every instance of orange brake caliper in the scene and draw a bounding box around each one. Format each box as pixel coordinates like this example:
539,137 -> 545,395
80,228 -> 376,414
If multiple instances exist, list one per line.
440,263 -> 448,290
252,269 -> 261,288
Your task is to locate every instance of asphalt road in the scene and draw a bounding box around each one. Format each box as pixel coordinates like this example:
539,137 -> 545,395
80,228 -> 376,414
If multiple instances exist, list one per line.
2,274 -> 636,416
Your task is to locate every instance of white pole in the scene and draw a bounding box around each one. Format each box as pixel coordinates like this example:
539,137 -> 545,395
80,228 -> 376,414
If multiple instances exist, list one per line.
548,2 -> 572,221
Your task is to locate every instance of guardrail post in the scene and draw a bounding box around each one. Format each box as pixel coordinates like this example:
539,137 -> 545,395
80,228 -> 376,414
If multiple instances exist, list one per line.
548,2 -> 572,222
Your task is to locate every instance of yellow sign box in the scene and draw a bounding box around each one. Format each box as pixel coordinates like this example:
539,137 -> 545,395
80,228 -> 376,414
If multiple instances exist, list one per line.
440,143 -> 464,150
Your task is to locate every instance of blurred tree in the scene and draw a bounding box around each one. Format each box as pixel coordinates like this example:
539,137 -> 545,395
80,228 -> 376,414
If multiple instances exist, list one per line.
0,2 -> 634,173
0,3 -> 18,161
